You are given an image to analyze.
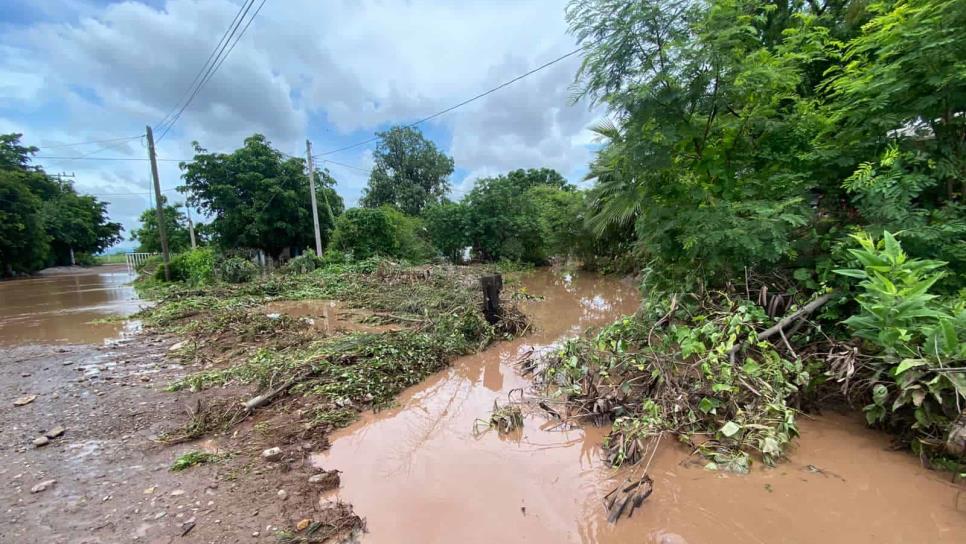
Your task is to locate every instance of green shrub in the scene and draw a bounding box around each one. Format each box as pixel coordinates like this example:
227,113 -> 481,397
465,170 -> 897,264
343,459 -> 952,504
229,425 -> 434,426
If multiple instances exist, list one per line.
330,206 -> 432,262
73,252 -> 98,266
137,255 -> 163,274
285,250 -> 324,274
216,256 -> 258,283
834,231 -> 966,448
423,202 -> 469,263
158,248 -> 215,285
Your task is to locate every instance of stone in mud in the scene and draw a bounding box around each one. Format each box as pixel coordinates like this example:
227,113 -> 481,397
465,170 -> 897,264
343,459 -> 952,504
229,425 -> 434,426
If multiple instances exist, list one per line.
33,436 -> 50,447
945,412 -> 966,457
276,489 -> 288,501
307,470 -> 340,489
30,479 -> 56,493
46,425 -> 66,438
657,532 -> 690,544
14,394 -> 37,407
261,447 -> 283,462
168,341 -> 187,352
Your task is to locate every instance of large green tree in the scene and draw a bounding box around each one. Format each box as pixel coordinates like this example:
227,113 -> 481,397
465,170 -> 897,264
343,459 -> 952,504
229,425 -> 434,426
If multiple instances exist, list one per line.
463,168 -> 577,263
569,0 -> 965,288
0,134 -> 122,274
130,196 -> 195,253
360,126 -> 454,215
0,169 -> 48,275
180,134 -> 344,259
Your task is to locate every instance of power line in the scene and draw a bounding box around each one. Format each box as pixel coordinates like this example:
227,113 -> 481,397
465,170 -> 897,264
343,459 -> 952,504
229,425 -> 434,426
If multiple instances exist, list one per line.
87,188 -> 181,197
316,41 -> 593,157
317,158 -> 372,175
156,0 -> 269,142
33,156 -> 188,162
36,135 -> 143,150
155,0 -> 253,132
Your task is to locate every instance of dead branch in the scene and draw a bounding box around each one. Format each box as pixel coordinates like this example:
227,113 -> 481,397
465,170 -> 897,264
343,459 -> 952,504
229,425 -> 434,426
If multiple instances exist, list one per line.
729,292 -> 834,362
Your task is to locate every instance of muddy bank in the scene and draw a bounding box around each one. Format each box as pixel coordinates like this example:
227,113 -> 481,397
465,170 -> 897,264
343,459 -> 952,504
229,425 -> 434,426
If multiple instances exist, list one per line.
0,265 -> 144,346
0,337 -> 354,544
312,270 -> 966,543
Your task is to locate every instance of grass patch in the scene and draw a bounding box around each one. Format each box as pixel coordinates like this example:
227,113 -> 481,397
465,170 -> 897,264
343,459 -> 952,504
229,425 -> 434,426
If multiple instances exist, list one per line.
171,450 -> 224,471
141,259 -> 529,442
95,253 -> 127,265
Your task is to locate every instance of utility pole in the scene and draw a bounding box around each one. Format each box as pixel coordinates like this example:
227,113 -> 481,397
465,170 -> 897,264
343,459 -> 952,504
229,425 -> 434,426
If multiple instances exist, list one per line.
305,139 -> 323,256
185,195 -> 197,249
49,172 -> 78,265
146,125 -> 171,280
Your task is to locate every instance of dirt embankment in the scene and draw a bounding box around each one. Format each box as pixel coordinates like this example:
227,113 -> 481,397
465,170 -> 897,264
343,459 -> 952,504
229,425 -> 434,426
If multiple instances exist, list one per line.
0,336 -> 354,544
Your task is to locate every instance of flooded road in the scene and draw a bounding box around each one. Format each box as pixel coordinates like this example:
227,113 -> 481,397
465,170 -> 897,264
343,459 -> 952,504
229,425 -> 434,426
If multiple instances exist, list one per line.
0,265 -> 143,346
313,269 -> 966,543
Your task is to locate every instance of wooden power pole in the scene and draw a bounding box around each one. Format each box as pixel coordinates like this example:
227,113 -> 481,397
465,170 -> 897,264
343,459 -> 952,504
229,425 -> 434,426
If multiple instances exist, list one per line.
305,139 -> 323,256
146,125 -> 171,280
185,195 -> 197,249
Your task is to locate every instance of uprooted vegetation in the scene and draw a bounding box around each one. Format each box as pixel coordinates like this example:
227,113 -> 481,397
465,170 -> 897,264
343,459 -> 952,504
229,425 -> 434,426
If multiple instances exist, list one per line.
535,233 -> 965,477
136,259 -> 529,444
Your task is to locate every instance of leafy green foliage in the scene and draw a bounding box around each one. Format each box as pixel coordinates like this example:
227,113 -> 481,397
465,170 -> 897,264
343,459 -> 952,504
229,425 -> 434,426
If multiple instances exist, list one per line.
131,196 -> 196,253
330,206 -> 432,262
0,133 -> 122,275
216,256 -> 258,284
545,292 -> 806,470
284,250 -> 325,274
360,126 -> 454,215
170,451 -> 223,471
462,168 -> 580,264
569,0 -> 964,289
180,134 -> 344,259
423,202 -> 469,263
834,232 -> 965,445
567,0 -> 966,459
160,248 -> 216,286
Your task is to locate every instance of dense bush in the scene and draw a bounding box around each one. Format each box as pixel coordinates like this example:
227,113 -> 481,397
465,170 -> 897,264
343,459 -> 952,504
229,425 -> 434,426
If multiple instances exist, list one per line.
833,232 -> 965,449
216,256 -> 258,284
157,248 -> 215,285
330,206 -> 432,262
561,0 -> 966,461
423,202 -> 469,263
460,168 -> 583,264
284,250 -> 324,274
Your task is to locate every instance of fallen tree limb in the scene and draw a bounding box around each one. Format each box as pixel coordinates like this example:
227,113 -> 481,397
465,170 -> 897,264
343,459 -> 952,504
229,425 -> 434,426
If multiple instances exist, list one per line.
729,292 -> 834,363
243,370 -> 314,412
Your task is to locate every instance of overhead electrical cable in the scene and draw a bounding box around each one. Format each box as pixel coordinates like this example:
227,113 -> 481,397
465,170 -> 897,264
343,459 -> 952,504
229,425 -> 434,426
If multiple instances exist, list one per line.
33,156 -> 188,162
36,135 -> 143,150
316,40 -> 595,157
154,0 -> 253,132
156,0 -> 269,142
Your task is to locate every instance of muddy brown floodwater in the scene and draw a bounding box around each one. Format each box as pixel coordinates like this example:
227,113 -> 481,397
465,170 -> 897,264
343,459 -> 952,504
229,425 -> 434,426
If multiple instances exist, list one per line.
312,269 -> 966,544
0,265 -> 144,346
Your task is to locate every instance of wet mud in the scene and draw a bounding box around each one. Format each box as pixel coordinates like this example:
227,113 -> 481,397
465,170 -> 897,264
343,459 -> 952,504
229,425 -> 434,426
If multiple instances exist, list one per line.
312,270 -> 966,544
0,265 -> 144,346
261,300 -> 404,335
2,266 -> 964,543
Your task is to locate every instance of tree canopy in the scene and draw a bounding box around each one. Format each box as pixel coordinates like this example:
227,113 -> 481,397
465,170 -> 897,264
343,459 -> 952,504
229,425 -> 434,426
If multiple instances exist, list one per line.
570,0 -> 965,288
180,134 -> 344,258
0,133 -> 122,275
131,196 -> 198,254
360,126 -> 454,215
447,168 -> 581,264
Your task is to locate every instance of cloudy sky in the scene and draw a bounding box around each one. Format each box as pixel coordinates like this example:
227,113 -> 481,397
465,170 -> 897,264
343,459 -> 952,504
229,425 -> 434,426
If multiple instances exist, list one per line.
0,0 -> 602,250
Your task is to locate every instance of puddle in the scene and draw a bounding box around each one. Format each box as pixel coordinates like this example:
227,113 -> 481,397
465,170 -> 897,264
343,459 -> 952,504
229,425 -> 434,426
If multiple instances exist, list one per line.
0,264 -> 145,346
312,269 -> 966,543
261,299 -> 405,335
